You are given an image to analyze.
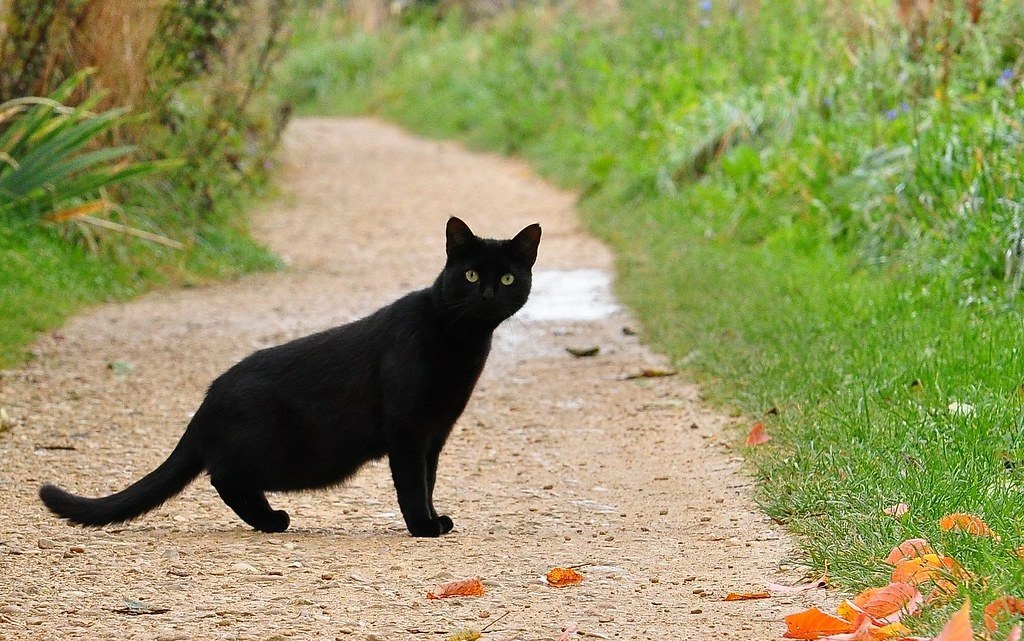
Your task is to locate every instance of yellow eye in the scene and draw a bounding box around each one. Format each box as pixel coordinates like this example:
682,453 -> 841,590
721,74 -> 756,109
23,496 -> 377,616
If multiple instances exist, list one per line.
500,273 -> 515,286
465,269 -> 479,283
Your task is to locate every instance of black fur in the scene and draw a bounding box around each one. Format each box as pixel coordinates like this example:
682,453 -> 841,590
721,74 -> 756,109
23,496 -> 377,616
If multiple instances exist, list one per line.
39,217 -> 541,537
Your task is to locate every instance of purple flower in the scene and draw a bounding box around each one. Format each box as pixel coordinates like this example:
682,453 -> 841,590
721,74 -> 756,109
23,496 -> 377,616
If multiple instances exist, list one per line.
699,0 -> 713,11
997,68 -> 1014,87
885,109 -> 899,120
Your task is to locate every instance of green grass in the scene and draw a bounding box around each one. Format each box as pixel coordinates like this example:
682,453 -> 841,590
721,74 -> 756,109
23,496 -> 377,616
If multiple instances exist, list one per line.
278,0 -> 1024,633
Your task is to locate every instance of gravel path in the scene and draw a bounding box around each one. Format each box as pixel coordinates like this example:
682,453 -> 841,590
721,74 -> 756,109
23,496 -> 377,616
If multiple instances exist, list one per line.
0,118 -> 825,640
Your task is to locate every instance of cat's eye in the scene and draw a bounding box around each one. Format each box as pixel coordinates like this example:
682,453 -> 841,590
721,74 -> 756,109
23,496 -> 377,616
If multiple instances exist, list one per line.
500,273 -> 515,286
465,269 -> 479,283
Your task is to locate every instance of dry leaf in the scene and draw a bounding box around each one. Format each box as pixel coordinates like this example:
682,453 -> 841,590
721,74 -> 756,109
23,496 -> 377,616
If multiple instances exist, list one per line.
621,368 -> 678,380
784,607 -> 858,639
768,573 -> 829,594
837,583 -> 922,624
984,596 -> 1024,632
891,554 -> 967,594
883,503 -> 909,519
939,513 -> 998,539
933,599 -> 973,641
427,577 -> 485,599
556,622 -> 580,641
546,567 -> 584,587
1008,623 -> 1022,641
724,591 -> 771,601
885,539 -> 935,565
446,630 -> 482,641
746,422 -> 771,446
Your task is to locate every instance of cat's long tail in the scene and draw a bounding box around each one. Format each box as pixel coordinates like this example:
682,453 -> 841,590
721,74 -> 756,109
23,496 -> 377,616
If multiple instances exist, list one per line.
38,432 -> 203,527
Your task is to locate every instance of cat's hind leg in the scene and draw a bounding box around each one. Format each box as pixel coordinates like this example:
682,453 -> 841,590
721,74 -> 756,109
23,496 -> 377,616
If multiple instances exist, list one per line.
212,481 -> 290,533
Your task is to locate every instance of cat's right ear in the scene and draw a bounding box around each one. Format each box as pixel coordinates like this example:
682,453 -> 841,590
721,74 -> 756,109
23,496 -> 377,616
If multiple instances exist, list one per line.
446,217 -> 475,257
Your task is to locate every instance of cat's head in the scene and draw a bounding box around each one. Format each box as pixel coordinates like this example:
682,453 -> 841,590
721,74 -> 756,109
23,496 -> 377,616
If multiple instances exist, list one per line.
437,216 -> 542,326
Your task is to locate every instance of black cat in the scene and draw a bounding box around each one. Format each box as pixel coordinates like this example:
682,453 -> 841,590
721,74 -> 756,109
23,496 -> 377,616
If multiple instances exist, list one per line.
40,217 -> 541,537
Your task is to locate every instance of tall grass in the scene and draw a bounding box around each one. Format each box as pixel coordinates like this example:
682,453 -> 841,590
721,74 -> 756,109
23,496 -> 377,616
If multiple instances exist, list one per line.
278,0 -> 1024,633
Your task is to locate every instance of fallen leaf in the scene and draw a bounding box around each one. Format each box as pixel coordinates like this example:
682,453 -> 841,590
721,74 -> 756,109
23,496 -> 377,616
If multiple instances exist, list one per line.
784,607 -> 858,639
1008,623 -> 1022,641
724,591 -> 771,601
556,622 -> 580,641
565,346 -> 599,358
883,503 -> 909,519
446,630 -> 482,641
767,573 -> 829,594
933,599 -> 973,641
621,368 -> 678,380
546,567 -> 584,587
891,554 -> 967,594
939,513 -> 998,539
819,614 -> 910,641
837,583 -> 922,624
745,422 -> 771,446
885,539 -> 935,565
427,577 -> 485,599
984,596 -> 1024,632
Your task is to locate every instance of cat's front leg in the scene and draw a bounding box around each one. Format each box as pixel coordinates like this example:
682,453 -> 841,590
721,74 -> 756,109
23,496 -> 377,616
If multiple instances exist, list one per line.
389,447 -> 454,537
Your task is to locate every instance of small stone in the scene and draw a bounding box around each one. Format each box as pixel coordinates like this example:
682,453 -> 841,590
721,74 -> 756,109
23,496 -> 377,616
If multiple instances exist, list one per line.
649,577 -> 660,583
336,627 -> 354,635
161,548 -> 180,561
690,609 -> 703,614
543,484 -> 553,490
167,566 -> 190,577
598,615 -> 614,623
231,562 -> 259,574
321,573 -> 334,581
69,546 -> 85,554
658,509 -> 668,516
699,516 -> 711,522
37,538 -> 56,549
478,610 -> 491,618
1,605 -> 26,615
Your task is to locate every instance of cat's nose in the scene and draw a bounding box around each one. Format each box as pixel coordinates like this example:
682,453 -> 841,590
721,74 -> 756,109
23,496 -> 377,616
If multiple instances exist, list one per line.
481,285 -> 496,300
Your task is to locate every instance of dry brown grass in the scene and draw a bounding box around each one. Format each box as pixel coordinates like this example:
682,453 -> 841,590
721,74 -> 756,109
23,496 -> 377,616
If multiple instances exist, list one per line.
70,0 -> 169,108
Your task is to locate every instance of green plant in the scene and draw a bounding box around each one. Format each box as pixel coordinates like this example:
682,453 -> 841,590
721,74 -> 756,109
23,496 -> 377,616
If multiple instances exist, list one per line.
0,70 -> 177,226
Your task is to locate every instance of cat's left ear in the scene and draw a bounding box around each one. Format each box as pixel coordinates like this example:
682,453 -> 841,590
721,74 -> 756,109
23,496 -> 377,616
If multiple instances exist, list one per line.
511,223 -> 542,267
446,217 -> 475,258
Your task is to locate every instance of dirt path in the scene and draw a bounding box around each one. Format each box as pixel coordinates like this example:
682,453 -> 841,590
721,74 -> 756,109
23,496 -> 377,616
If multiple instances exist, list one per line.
0,118 -> 825,640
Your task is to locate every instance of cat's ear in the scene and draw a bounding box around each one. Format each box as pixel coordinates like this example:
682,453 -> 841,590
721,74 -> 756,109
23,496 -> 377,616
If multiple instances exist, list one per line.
511,223 -> 542,267
446,217 -> 475,257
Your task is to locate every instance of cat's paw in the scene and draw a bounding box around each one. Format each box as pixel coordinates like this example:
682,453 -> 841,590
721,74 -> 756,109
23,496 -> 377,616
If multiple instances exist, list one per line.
254,510 -> 290,533
407,515 -> 454,537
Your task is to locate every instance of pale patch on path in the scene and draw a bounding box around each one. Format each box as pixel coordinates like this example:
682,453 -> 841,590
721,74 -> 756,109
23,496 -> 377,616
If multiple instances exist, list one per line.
0,118 -> 826,640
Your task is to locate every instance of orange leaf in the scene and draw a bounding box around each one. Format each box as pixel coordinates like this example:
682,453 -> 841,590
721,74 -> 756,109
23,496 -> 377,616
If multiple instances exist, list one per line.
933,599 -> 973,641
840,583 -> 923,624
746,422 -> 771,446
546,567 -> 584,587
724,591 -> 770,601
984,596 -> 1024,632
427,577 -> 485,599
885,539 -> 935,565
891,555 -> 967,595
939,513 -> 998,538
784,607 -> 858,639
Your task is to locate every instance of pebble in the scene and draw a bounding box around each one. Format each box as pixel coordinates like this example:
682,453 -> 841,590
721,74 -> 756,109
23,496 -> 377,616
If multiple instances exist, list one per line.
167,566 -> 190,577
336,628 -> 354,635
690,609 -> 703,614
37,538 -> 56,549
658,509 -> 668,515
232,562 -> 259,574
321,573 -> 334,581
0,605 -> 25,615
69,545 -> 85,554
